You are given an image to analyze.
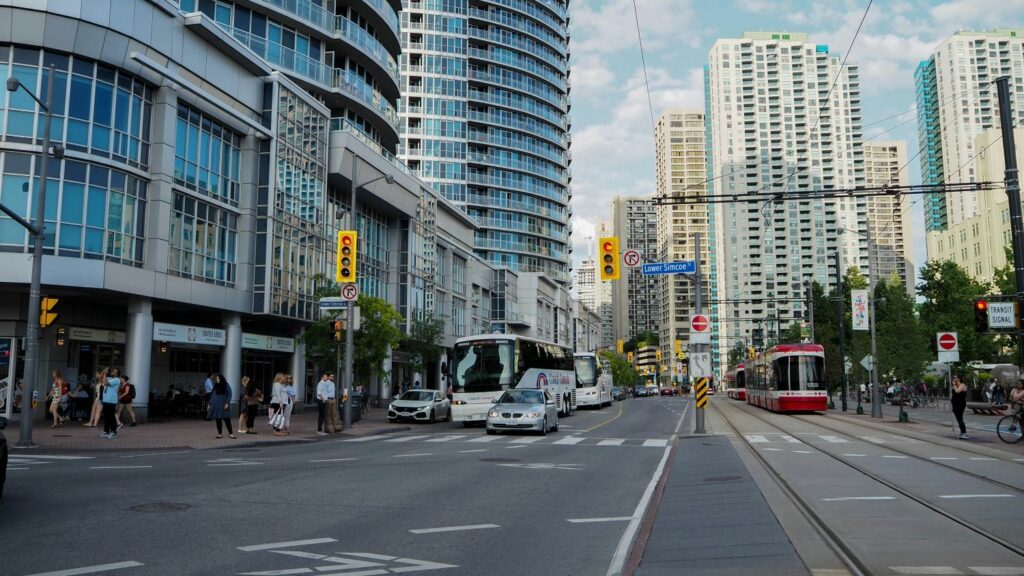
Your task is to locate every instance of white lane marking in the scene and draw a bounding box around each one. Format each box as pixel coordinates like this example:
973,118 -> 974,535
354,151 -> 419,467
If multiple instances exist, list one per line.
820,435 -> 848,443
309,458 -> 358,463
238,538 -> 338,551
409,524 -> 500,534
121,451 -> 190,458
969,457 -> 998,461
506,445 -> 530,449
510,437 -> 542,444
862,436 -> 887,444
393,453 -> 433,458
762,448 -> 783,451
1014,459 -> 1024,462
938,494 -> 1015,499
822,496 -> 897,502
10,454 -> 94,460
642,439 -> 668,447
7,467 -> 28,470
890,568 -> 963,575
567,517 -> 632,524
931,457 -> 958,461
883,455 -> 909,459
9,458 -> 52,465
553,436 -> 585,445
607,445 -> 673,576
968,568 -> 1024,575
842,454 -> 867,457
425,435 -> 468,443
745,434 -> 769,443
24,561 -> 145,576
208,462 -> 262,467
457,449 -> 488,453
343,435 -> 387,442
89,466 -> 153,470
385,435 -> 430,443
467,436 -> 501,443
793,450 -> 814,454
780,434 -> 801,444
597,439 -> 625,446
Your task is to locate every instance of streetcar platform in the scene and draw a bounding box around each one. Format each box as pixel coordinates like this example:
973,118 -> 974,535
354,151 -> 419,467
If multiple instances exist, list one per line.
632,434 -> 809,576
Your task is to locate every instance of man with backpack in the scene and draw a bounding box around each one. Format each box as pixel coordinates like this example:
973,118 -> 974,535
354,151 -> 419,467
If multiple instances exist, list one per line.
117,375 -> 138,427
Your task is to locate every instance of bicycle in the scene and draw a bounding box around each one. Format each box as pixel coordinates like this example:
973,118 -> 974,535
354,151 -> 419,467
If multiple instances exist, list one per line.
996,407 -> 1023,444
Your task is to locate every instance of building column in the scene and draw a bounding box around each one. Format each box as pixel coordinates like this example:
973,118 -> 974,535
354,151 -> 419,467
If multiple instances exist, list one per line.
290,327 -> 306,411
380,347 -> 393,402
125,297 -> 153,422
221,313 -> 242,408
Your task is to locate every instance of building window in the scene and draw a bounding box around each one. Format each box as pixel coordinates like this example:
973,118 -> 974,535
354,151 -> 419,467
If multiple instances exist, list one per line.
174,104 -> 242,205
169,192 -> 238,286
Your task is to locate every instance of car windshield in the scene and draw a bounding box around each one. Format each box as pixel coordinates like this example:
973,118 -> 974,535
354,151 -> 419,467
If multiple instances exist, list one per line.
399,391 -> 434,402
497,390 -> 545,405
574,356 -> 597,387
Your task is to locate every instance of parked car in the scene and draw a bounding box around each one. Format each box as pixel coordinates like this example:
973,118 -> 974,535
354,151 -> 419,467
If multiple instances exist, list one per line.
0,416 -> 7,499
660,387 -> 675,397
388,390 -> 451,424
486,389 -> 559,435
612,386 -> 625,401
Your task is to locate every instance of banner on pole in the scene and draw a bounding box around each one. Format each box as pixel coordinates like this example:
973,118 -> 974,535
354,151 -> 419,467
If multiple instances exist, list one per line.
851,289 -> 869,331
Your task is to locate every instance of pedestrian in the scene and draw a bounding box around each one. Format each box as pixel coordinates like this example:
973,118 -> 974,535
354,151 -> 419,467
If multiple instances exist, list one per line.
116,375 -> 138,427
99,368 -> 120,439
316,372 -> 332,436
357,383 -> 367,414
203,372 -> 214,418
84,370 -> 104,428
1010,380 -> 1024,419
951,374 -> 969,439
413,379 -> 421,390
993,380 -> 1006,406
46,370 -> 65,427
241,376 -> 262,434
209,374 -> 236,439
270,373 -> 288,436
283,374 -> 296,434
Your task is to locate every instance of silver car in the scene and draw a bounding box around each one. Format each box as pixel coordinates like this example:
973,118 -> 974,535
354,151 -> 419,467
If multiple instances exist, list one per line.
485,389 -> 559,435
388,390 -> 451,423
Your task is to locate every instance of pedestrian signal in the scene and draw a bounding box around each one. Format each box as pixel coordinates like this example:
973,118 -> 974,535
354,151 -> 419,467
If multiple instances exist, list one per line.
599,237 -> 620,281
333,320 -> 343,341
40,297 -> 58,328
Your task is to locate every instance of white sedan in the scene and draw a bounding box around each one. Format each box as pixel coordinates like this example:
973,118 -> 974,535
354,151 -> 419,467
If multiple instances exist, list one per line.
388,390 -> 451,424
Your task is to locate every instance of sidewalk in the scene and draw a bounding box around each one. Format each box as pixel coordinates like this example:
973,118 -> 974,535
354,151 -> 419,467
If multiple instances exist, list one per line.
10,407 -> 408,452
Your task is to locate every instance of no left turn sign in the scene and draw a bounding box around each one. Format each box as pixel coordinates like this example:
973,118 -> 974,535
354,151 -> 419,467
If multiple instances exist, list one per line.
341,283 -> 359,302
623,249 -> 641,268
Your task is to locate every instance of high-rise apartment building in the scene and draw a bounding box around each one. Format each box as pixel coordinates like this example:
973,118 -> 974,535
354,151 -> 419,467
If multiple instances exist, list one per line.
915,29 -> 1024,234
398,0 -> 573,284
707,32 -> 866,367
611,196 -> 659,342
654,110 -> 710,384
862,142 -> 914,296
575,258 -> 598,311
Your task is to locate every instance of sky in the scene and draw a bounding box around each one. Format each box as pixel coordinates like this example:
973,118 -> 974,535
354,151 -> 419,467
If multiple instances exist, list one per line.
566,0 -> 1024,275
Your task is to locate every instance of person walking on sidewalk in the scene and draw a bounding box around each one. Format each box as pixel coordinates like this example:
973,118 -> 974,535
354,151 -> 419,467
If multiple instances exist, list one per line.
951,374 -> 969,439
100,368 -> 121,439
270,373 -> 288,436
116,376 -> 137,427
316,372 -> 330,435
85,370 -> 103,428
210,374 -> 236,439
243,376 -> 262,434
283,374 -> 296,434
316,372 -> 340,435
46,370 -> 65,427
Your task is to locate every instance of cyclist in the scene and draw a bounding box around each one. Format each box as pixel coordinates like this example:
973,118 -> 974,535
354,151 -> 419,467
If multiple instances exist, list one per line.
1011,380 -> 1024,426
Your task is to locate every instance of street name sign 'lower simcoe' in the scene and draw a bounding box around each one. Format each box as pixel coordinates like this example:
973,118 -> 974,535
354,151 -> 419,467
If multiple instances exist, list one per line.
641,261 -> 696,276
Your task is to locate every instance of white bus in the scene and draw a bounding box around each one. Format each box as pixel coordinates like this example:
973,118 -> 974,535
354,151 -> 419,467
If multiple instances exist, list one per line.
574,352 -> 613,409
450,335 -> 576,425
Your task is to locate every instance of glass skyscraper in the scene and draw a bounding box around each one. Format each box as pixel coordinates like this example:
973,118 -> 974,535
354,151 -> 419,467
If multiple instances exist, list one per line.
398,0 -> 572,284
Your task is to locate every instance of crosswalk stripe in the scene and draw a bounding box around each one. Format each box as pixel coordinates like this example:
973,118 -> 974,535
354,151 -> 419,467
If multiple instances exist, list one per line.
780,435 -> 801,444
820,436 -> 848,443
343,435 -> 386,442
643,439 -> 668,447
745,435 -> 769,443
467,436 -> 501,443
10,454 -> 94,460
9,458 -> 53,465
385,435 -> 430,442
425,435 -> 469,443
552,437 -> 585,445
509,437 -> 542,444
597,439 -> 625,446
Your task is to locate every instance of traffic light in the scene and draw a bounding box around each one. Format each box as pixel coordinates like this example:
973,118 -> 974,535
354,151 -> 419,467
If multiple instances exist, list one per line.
40,297 -> 58,328
674,339 -> 682,356
336,231 -> 358,283
616,339 -> 624,354
974,299 -> 989,332
333,320 -> 343,341
656,349 -> 662,361
599,236 -> 620,281
55,326 -> 67,347
627,351 -> 634,363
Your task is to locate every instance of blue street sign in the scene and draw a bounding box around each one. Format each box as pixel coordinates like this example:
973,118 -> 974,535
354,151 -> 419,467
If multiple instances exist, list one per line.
319,297 -> 349,310
641,261 -> 697,275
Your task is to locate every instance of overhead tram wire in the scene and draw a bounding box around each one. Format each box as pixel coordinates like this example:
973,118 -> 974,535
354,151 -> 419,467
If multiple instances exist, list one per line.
631,0 -> 657,134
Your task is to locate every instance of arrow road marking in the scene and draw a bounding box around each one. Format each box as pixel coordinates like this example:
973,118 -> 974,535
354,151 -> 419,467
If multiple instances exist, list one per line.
409,524 -> 500,534
238,539 -> 338,552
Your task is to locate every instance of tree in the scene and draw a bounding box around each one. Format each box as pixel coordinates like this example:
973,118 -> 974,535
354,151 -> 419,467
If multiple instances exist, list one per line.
874,278 -> 929,384
406,312 -> 445,377
599,351 -> 640,389
353,295 -> 404,384
780,321 -> 803,343
917,259 -> 998,363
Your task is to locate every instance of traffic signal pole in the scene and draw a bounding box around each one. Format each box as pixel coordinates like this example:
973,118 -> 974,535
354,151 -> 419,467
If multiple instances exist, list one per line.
834,250 -> 848,412
694,233 -> 705,435
995,76 -> 1024,368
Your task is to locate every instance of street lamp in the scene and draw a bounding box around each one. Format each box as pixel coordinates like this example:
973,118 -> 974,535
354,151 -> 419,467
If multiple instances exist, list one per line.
343,154 -> 394,430
7,65 -> 62,447
838,226 -> 882,419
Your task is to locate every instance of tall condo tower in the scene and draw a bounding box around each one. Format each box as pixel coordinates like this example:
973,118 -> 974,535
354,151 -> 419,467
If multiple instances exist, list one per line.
399,0 -> 573,283
707,32 -> 865,360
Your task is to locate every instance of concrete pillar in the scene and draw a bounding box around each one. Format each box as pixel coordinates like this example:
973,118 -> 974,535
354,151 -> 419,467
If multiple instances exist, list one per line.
221,313 -> 242,407
290,328 -> 305,410
379,347 -> 393,402
125,297 -> 153,422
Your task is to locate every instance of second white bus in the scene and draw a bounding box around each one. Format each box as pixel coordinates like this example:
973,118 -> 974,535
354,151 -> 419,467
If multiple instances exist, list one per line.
450,335 -> 576,425
574,352 -> 613,409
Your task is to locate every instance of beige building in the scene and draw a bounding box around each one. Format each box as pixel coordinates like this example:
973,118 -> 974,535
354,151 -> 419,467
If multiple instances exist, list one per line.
926,129 -> 1024,284
862,142 -> 915,296
654,110 -> 712,383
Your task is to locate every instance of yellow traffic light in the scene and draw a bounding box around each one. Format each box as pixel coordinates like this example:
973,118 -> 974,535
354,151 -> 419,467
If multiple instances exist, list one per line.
616,339 -> 624,354
674,339 -> 682,354
599,236 -> 620,281
656,349 -> 662,360
627,351 -> 634,363
336,231 -> 358,283
40,297 -> 58,328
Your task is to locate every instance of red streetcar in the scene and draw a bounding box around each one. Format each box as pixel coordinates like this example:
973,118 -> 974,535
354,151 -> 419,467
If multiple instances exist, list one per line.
746,344 -> 826,412
725,364 -> 746,401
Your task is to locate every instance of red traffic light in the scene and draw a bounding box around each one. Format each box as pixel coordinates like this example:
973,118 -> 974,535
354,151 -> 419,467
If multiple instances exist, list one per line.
602,241 -> 614,253
975,300 -> 988,311
342,235 -> 352,246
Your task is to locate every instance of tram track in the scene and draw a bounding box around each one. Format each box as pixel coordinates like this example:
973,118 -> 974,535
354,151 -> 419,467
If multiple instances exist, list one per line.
712,400 -> 1024,575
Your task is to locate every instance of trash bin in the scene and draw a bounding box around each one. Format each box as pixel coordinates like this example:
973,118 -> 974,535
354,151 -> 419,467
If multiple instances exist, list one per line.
349,392 -> 363,423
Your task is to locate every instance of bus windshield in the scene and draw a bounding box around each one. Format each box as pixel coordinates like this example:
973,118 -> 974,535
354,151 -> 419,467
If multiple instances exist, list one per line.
453,341 -> 516,393
574,356 -> 597,387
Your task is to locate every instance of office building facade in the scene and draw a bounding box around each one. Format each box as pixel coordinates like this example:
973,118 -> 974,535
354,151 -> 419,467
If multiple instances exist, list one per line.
611,195 -> 659,343
862,141 -> 914,296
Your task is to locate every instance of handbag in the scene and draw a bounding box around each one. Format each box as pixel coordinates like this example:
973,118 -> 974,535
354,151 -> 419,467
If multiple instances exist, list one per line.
268,411 -> 285,431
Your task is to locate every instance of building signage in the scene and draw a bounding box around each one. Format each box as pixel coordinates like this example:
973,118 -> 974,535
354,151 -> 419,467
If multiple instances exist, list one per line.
68,327 -> 126,344
242,333 -> 295,353
851,289 -> 869,331
153,322 -> 226,346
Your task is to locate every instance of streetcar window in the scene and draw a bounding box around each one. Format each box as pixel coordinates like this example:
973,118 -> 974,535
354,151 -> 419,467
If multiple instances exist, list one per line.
774,357 -> 791,391
798,356 -> 824,389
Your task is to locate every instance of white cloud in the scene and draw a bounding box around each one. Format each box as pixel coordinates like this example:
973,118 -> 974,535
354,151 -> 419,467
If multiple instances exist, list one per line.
570,55 -> 617,92
571,0 -> 702,56
929,0 -> 1024,29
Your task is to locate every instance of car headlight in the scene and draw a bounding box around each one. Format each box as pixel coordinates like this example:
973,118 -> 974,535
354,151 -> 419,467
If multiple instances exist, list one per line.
528,411 -> 542,418
487,409 -> 498,417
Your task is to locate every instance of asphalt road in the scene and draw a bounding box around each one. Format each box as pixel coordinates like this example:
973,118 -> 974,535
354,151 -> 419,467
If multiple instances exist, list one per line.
0,395 -> 689,576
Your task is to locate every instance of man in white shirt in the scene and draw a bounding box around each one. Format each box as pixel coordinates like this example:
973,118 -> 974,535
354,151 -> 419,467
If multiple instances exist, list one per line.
316,372 -> 340,434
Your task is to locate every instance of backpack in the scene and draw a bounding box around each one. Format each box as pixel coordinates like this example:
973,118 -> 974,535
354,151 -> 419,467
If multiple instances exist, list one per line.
128,383 -> 136,400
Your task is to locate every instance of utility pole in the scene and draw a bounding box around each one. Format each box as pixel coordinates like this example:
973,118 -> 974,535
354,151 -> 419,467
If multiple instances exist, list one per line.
834,251 -> 848,412
344,156 -> 356,432
996,76 -> 1024,368
868,222 -> 882,419
693,233 -> 705,435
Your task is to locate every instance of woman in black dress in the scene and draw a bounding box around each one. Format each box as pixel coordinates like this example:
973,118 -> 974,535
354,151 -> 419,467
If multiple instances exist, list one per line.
210,374 -> 235,439
951,374 -> 969,440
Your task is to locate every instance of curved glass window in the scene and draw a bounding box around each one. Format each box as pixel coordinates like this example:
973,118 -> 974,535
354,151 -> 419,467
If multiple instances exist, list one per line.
174,104 -> 242,206
0,46 -> 153,170
169,192 -> 237,286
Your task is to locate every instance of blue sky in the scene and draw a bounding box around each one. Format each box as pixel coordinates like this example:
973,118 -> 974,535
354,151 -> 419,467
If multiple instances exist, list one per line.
566,0 -> 1024,275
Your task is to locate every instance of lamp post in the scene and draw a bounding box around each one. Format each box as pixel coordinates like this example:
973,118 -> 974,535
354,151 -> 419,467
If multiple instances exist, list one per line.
7,65 -> 61,447
839,225 -> 881,419
343,155 -> 393,430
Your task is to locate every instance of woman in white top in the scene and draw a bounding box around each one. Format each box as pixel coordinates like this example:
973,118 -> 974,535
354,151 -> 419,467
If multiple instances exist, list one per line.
270,373 -> 288,436
46,370 -> 65,427
282,374 -> 296,434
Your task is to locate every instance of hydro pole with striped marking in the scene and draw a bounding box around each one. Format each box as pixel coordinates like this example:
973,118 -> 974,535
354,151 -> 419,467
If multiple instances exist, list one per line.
693,233 -> 706,434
